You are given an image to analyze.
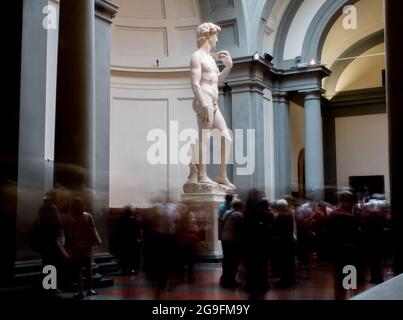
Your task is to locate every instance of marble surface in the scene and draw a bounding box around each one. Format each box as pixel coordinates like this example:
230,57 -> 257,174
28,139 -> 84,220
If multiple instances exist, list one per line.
352,273 -> 403,300
183,182 -> 233,195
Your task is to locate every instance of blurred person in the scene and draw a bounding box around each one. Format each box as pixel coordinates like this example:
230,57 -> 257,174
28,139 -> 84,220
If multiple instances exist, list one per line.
283,195 -> 300,210
243,195 -> 275,299
64,198 -> 102,299
295,202 -> 314,268
218,193 -> 234,240
142,201 -> 179,298
311,202 -> 331,262
220,199 -> 244,288
360,185 -> 371,203
328,191 -> 361,299
116,206 -> 141,275
272,199 -> 296,288
372,193 -> 386,201
31,192 -> 69,295
362,200 -> 388,284
176,205 -> 200,283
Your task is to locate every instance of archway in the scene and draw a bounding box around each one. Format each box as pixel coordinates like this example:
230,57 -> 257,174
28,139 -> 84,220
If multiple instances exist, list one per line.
323,30 -> 384,98
301,0 -> 360,63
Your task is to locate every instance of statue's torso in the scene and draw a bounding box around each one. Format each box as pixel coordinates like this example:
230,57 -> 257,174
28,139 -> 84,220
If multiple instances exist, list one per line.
198,53 -> 219,104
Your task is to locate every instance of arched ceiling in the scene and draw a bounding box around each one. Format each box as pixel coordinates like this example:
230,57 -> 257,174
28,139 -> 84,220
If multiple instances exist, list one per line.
321,0 -> 385,97
262,0 -> 360,68
261,0 -> 291,56
283,0 -> 326,60
321,0 -> 384,68
335,42 -> 385,93
110,0 -> 385,79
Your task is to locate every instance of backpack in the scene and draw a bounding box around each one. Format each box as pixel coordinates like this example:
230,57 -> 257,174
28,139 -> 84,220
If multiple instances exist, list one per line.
219,210 -> 235,239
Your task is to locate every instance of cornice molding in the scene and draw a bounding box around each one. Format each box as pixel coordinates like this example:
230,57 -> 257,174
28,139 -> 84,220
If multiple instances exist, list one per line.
300,89 -> 324,101
272,91 -> 289,103
329,87 -> 386,108
95,0 -> 118,23
280,64 -> 332,78
111,66 -> 190,75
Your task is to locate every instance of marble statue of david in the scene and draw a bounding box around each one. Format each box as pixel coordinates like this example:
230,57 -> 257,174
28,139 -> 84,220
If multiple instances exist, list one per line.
186,22 -> 235,191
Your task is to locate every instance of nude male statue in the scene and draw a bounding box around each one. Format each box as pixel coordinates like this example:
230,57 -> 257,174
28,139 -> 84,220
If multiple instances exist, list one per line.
187,22 -> 235,190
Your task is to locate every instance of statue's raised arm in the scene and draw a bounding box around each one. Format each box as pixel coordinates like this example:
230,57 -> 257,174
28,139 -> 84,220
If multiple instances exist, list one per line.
215,50 -> 233,86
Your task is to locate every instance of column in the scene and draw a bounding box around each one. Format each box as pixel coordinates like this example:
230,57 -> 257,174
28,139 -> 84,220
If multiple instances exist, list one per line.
385,0 -> 403,275
230,83 -> 265,199
93,0 -> 118,257
303,90 -> 324,199
17,0 -> 49,261
322,105 -> 337,195
0,0 -> 23,286
54,0 -> 95,190
272,92 -> 292,198
54,1 -> 118,258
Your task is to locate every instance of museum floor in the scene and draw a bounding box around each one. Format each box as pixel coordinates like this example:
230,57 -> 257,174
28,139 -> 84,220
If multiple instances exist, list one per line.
86,260 -> 394,301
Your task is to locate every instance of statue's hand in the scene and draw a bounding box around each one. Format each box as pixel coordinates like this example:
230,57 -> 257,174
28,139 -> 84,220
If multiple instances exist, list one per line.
199,106 -> 210,123
218,51 -> 233,68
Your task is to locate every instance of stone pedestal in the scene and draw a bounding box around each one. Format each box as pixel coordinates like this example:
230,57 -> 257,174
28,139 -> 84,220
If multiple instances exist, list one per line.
181,192 -> 226,261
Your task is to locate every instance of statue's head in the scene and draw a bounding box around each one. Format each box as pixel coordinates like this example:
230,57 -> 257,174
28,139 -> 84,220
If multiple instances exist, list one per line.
197,22 -> 221,48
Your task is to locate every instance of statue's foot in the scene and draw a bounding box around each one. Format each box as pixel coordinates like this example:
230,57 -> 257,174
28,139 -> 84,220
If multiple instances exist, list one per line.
198,175 -> 217,185
187,175 -> 198,184
187,164 -> 198,184
215,176 -> 236,190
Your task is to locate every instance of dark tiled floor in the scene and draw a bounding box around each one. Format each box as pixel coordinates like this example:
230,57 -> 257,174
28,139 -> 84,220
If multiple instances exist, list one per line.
85,261 -> 394,300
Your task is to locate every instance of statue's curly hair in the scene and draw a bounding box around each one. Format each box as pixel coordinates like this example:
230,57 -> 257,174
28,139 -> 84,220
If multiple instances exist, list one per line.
197,22 -> 221,47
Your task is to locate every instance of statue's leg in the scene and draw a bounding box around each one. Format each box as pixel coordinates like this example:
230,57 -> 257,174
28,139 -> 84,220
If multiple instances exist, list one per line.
187,143 -> 198,184
197,127 -> 215,184
196,107 -> 215,185
213,108 -> 236,189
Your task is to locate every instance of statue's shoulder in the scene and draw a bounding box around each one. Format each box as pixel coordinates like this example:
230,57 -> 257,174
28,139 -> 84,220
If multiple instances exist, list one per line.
190,51 -> 204,68
191,50 -> 202,61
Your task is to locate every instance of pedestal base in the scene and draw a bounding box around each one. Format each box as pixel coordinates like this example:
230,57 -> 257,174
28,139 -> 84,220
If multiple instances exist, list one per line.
181,193 -> 226,261
183,182 -> 234,194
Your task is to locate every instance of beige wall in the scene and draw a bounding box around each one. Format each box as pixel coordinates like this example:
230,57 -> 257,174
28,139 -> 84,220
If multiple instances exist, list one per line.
290,102 -> 305,193
112,0 -> 201,70
289,105 -> 390,200
110,73 -> 197,207
335,114 -> 389,200
110,0 -> 201,207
